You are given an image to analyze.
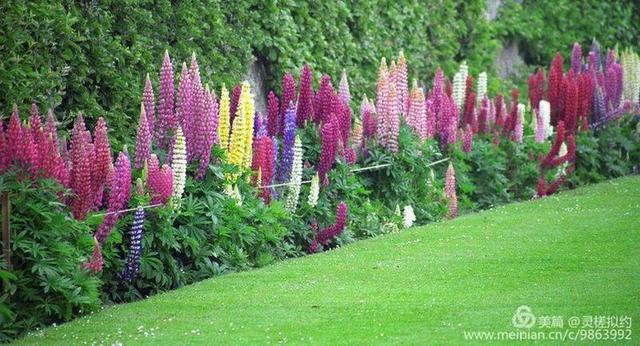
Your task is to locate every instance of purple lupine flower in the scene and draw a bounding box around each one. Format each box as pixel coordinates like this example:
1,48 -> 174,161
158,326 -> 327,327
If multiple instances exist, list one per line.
121,206 -> 144,282
254,112 -> 265,137
591,86 -> 606,127
605,61 -> 623,110
135,104 -> 152,169
297,64 -> 314,127
571,42 -> 582,75
280,74 -> 296,134
277,103 -> 297,183
267,91 -> 280,136
157,51 -> 175,149
143,74 -> 155,136
590,39 -> 601,71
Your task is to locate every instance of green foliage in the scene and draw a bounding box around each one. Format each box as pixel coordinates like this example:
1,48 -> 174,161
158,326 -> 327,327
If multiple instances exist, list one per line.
0,174 -> 100,341
495,0 -> 640,68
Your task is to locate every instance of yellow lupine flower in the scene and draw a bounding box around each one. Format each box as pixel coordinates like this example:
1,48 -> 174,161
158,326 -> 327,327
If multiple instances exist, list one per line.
238,81 -> 255,169
218,84 -> 231,154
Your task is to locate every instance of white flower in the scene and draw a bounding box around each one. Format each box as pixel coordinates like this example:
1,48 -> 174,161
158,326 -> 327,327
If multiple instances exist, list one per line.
171,126 -> 187,209
223,184 -> 242,205
285,136 -> 303,212
307,173 -> 320,207
402,205 -> 416,228
452,62 -> 468,111
539,100 -> 553,139
476,72 -> 487,104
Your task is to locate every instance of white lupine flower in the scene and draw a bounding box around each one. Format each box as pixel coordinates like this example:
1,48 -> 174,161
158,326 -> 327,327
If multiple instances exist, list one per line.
171,126 -> 187,209
452,61 -> 468,110
223,184 -> 243,205
307,173 -> 320,207
476,72 -> 487,104
285,136 -> 303,212
539,100 -> 553,139
402,205 -> 416,229
622,49 -> 640,104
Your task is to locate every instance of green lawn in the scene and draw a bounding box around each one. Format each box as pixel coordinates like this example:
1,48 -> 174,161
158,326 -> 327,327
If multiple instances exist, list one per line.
16,177 -> 640,345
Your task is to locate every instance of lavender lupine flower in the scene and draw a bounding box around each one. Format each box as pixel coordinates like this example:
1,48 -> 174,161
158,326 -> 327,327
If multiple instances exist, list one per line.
571,42 -> 582,75
296,64 -> 314,127
276,103 -> 297,183
339,69 -> 351,106
121,206 -> 144,282
157,51 -> 175,149
135,104 -> 152,169
590,39 -> 601,70
143,74 -> 155,136
267,91 -> 280,136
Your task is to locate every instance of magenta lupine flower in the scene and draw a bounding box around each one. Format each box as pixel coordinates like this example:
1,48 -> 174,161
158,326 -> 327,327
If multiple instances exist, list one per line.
147,154 -> 173,205
385,85 -> 400,152
70,115 -> 94,220
20,124 -> 39,177
604,61 -> 623,110
439,95 -> 458,150
196,88 -> 219,179
143,74 -> 155,136
431,68 -> 445,120
316,74 -> 336,124
315,201 -> 348,247
338,101 -> 352,150
121,205 -> 145,282
267,91 -> 280,136
339,69 -> 351,106
361,96 -> 377,140
44,109 -> 58,142
462,124 -> 473,153
276,103 -> 297,183
256,136 -> 275,202
571,42 -> 582,75
93,117 -> 112,207
297,64 -> 314,127
280,74 -> 296,133
157,51 -> 175,149
135,104 -> 152,169
6,105 -> 22,165
83,241 -> 104,273
477,97 -> 489,134
96,150 -> 132,244
176,63 -> 194,161
29,103 -> 44,149
318,118 -> 338,185
229,84 -> 242,127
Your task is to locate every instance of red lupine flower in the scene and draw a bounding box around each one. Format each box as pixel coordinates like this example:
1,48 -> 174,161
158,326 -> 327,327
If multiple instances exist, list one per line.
157,51 -> 175,149
254,136 -> 275,202
547,53 -> 564,124
528,68 -> 545,111
143,74 -> 155,136
266,91 -> 280,137
562,76 -> 578,134
316,74 -> 336,124
577,72 -> 594,131
279,74 -> 296,133
297,64 -> 314,127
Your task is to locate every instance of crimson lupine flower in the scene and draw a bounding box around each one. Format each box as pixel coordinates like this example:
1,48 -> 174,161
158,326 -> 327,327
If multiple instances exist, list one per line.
255,136 -> 275,202
316,74 -> 336,124
318,118 -> 338,185
462,91 -> 476,129
462,124 -> 473,153
147,154 -> 173,205
537,121 -> 576,197
571,42 -> 582,75
229,83 -> 242,126
6,105 -> 22,165
280,74 -> 296,132
577,73 -> 594,131
528,68 -> 545,111
494,94 -> 505,128
135,104 -> 152,169
477,97 -> 489,134
439,95 -> 458,150
562,76 -> 578,134
266,91 -> 280,136
96,150 -> 132,243
547,53 -> 564,124
121,206 -> 145,282
276,103 -> 297,183
157,51 -> 175,149
297,64 -> 314,127
143,74 -> 155,136
361,96 -> 376,140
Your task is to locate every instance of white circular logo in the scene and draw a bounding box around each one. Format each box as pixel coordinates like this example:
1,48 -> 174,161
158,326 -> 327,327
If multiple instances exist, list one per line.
512,305 -> 536,328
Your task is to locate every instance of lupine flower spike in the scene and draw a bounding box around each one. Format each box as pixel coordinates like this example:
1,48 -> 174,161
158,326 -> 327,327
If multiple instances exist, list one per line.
285,136 -> 303,212
121,206 -> 145,282
171,127 -> 187,209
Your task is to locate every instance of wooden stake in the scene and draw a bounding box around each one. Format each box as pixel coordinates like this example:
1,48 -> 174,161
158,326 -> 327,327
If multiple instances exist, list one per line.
2,191 -> 10,270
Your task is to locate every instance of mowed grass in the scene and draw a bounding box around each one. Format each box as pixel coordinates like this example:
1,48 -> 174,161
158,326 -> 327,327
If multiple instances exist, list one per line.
16,177 -> 640,345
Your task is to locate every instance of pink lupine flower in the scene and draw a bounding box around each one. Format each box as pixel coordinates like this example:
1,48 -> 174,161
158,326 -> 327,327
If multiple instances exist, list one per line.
20,123 -> 39,176
6,105 -> 22,165
70,115 -> 94,220
93,117 -> 112,208
135,104 -> 152,169
318,117 -> 338,185
462,124 -> 473,153
44,109 -> 58,142
267,91 -> 280,136
196,88 -> 219,179
408,82 -> 426,139
385,85 -> 400,152
431,68 -> 445,119
376,60 -> 390,143
297,64 -> 314,127
157,51 -> 175,149
361,96 -> 377,140
143,74 -> 155,136
28,104 -> 45,168
425,98 -> 436,139
82,240 -> 104,273
147,154 -> 174,205
395,52 -> 409,114
176,63 -> 194,161
95,150 -> 131,243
